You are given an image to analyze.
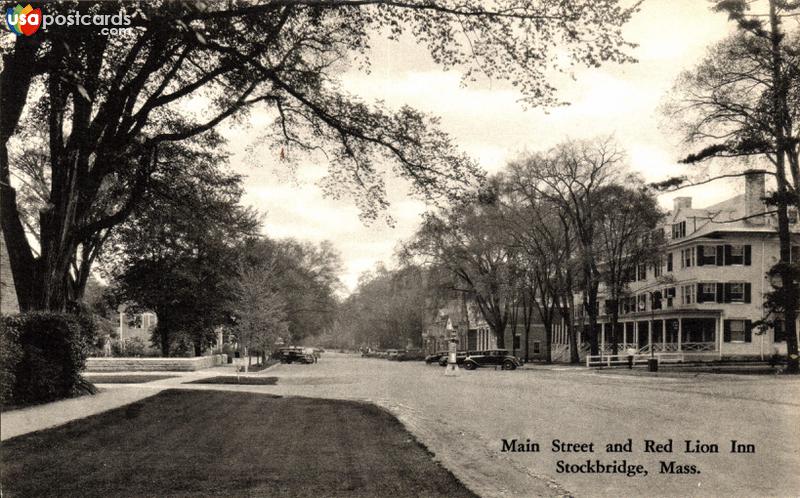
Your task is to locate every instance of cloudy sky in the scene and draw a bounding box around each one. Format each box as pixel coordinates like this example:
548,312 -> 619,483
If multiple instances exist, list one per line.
227,1 -> 740,292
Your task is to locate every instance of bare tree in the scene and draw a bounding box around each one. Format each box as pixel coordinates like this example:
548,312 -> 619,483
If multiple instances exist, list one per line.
512,138 -> 622,356
407,186 -> 516,348
595,182 -> 663,355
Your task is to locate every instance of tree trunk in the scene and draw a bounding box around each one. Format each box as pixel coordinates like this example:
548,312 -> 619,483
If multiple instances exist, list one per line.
769,0 -> 800,374
610,299 -> 620,356
158,326 -> 170,357
566,294 -> 579,364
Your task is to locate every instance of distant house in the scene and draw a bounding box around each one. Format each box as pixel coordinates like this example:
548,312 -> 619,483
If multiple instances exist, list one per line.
424,298 -> 558,358
119,308 -> 158,342
423,298 -> 495,353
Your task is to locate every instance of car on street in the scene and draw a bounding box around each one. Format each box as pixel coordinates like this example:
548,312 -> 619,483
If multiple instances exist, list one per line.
386,349 -> 402,360
463,350 -> 522,370
425,351 -> 448,364
396,349 -> 426,361
278,347 -> 316,364
438,350 -> 477,367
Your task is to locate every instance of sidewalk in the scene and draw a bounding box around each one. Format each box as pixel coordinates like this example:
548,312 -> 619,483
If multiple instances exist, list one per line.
1,367 -> 229,441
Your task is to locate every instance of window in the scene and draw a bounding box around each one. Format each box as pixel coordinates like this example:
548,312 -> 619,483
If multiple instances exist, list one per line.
533,341 -> 541,354
681,247 -> 694,268
681,284 -> 695,305
666,252 -> 673,272
789,208 -> 798,224
653,257 -> 663,278
651,291 -> 662,310
729,245 -> 744,265
672,221 -> 686,239
637,263 -> 647,281
791,246 -> 800,264
697,245 -> 718,266
698,283 -> 717,303
724,320 -> 751,343
637,294 -> 647,312
729,282 -> 745,302
722,282 -> 751,303
666,287 -> 676,308
721,244 -> 751,265
513,334 -> 521,349
773,321 -> 786,342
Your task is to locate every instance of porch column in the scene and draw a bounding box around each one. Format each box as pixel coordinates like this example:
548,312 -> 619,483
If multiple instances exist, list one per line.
677,318 -> 683,352
648,319 -> 653,351
600,324 -> 605,353
624,323 -> 628,346
717,317 -> 723,359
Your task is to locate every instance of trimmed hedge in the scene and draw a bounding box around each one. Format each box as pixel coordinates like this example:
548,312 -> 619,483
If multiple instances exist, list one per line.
2,311 -> 96,406
0,319 -> 21,404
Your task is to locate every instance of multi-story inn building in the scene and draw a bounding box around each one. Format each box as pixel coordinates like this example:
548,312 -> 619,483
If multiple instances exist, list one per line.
583,171 -> 797,360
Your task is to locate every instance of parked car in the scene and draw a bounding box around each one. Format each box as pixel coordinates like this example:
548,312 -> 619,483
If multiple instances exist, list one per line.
463,350 -> 522,370
278,347 -> 316,364
425,351 -> 448,364
386,349 -> 401,360
438,350 -> 477,367
396,349 -> 426,361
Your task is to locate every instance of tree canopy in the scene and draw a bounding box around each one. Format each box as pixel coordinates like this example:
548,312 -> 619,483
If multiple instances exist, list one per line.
1,0 -> 641,311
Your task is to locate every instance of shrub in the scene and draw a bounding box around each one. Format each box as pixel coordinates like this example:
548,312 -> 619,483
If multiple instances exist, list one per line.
0,319 -> 21,405
4,311 -> 96,405
110,337 -> 160,357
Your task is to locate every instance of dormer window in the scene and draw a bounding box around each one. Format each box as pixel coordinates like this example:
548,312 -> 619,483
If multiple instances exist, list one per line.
671,221 -> 686,239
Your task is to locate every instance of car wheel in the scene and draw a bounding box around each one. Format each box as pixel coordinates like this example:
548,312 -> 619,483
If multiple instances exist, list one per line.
502,360 -> 516,370
464,361 -> 476,370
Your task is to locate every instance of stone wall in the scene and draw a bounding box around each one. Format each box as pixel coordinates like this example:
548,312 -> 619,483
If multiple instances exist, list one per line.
85,354 -> 228,372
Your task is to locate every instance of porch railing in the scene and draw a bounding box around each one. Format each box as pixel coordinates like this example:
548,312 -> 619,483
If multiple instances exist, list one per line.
637,342 -> 715,354
585,352 -> 685,367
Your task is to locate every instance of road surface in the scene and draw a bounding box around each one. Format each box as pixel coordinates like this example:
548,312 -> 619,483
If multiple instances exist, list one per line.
206,354 -> 800,498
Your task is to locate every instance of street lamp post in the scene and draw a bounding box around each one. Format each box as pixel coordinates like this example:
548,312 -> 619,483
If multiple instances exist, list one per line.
444,331 -> 459,376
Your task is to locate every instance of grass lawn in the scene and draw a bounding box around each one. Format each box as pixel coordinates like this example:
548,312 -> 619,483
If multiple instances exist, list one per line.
1,389 -> 476,498
188,376 -> 279,385
83,374 -> 178,383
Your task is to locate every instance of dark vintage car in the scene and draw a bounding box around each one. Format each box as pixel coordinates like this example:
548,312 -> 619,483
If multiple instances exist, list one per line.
425,351 -> 448,364
396,349 -> 426,361
463,350 -> 522,370
278,347 -> 315,364
438,350 -> 477,367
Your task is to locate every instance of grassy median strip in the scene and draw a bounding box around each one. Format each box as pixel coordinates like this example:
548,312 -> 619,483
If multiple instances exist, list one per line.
1,389 -> 476,498
187,376 -> 279,385
83,374 -> 178,384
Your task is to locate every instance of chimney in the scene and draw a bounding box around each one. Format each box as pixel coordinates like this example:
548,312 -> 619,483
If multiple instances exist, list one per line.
673,197 -> 692,213
744,170 -> 766,224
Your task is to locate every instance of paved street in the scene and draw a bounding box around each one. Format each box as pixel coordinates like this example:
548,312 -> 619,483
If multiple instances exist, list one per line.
180,354 -> 800,498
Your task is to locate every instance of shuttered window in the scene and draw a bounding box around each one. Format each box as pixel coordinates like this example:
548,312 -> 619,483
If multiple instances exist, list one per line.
724,320 -> 752,343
